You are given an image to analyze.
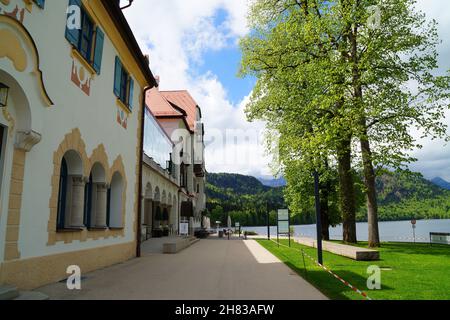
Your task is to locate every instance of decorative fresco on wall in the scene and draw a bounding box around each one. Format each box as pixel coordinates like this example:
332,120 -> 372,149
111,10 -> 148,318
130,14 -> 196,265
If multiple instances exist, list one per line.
0,14 -> 54,106
117,107 -> 128,130
0,0 -> 39,24
70,58 -> 92,96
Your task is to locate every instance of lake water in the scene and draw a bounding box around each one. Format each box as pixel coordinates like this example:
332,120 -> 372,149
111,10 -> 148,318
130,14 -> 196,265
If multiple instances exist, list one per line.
243,219 -> 450,243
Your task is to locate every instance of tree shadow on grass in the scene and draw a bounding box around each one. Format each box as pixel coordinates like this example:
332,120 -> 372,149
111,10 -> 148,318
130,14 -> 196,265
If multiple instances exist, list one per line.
379,242 -> 450,257
284,261 -> 394,300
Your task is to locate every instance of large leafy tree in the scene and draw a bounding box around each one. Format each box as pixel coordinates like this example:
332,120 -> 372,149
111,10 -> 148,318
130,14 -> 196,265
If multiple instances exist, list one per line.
240,0 -> 450,246
334,0 -> 450,246
240,0 -> 362,242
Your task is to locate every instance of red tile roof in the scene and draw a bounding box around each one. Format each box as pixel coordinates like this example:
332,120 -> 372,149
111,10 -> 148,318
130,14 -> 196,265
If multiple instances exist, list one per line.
160,90 -> 199,132
146,88 -> 183,118
146,87 -> 200,133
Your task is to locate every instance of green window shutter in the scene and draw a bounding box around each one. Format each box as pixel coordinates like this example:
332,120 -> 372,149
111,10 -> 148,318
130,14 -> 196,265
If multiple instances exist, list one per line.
34,0 -> 45,9
128,77 -> 134,110
65,0 -> 82,46
113,56 -> 122,97
93,27 -> 104,75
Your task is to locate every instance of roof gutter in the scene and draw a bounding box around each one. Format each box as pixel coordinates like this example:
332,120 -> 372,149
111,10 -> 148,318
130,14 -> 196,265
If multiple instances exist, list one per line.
136,86 -> 153,258
120,0 -> 134,10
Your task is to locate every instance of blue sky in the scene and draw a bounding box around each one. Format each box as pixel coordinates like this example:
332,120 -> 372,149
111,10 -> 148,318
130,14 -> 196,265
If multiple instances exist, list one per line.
196,47 -> 255,105
192,9 -> 255,104
124,0 -> 273,178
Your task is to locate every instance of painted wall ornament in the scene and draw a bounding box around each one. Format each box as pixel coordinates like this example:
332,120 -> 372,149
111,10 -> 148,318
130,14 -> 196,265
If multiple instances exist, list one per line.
0,0 -> 40,24
71,59 -> 92,96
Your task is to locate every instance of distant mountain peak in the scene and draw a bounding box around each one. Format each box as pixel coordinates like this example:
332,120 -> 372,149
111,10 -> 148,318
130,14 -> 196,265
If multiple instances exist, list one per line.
431,177 -> 450,190
432,177 -> 448,183
257,177 -> 287,188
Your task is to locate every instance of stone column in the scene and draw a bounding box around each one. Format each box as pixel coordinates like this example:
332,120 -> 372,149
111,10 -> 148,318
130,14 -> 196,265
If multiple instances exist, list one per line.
147,200 -> 153,229
70,176 -> 85,228
140,194 -> 146,242
141,195 -> 146,224
189,217 -> 194,236
95,183 -> 108,227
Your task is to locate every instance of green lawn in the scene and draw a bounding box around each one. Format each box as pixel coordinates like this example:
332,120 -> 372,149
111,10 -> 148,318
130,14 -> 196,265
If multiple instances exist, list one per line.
257,239 -> 450,300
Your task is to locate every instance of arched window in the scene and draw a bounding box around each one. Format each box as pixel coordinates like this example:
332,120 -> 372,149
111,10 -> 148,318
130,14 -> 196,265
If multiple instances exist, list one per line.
56,150 -> 84,230
57,158 -> 68,229
180,163 -> 187,187
162,190 -> 167,205
155,206 -> 162,221
86,163 -> 108,229
154,187 -> 160,203
162,208 -> 169,222
108,172 -> 124,228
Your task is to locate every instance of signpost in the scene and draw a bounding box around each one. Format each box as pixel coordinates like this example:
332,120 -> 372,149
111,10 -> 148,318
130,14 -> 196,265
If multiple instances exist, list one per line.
411,219 -> 417,243
180,222 -> 189,236
235,222 -> 241,238
277,209 -> 291,247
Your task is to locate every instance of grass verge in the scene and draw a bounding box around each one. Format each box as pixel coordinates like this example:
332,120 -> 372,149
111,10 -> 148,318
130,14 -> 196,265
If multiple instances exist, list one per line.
257,239 -> 450,300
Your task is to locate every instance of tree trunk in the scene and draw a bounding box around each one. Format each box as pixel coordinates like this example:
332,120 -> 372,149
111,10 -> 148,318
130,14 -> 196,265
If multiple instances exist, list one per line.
348,22 -> 379,246
349,31 -> 380,248
360,126 -> 380,247
337,139 -> 357,243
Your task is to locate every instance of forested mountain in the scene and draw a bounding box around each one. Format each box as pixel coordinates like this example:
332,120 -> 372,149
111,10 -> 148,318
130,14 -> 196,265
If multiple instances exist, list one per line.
207,173 -> 270,195
377,172 -> 445,204
206,173 -> 285,226
206,172 -> 450,226
367,171 -> 450,222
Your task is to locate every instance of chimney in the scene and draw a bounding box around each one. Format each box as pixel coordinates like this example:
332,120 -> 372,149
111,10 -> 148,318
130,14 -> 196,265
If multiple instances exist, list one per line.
155,75 -> 160,86
144,54 -> 150,65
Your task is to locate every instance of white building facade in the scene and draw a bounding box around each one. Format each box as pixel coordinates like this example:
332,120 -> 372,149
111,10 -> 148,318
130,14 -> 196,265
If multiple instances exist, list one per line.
146,86 -> 207,235
0,0 -> 158,289
141,108 -> 180,240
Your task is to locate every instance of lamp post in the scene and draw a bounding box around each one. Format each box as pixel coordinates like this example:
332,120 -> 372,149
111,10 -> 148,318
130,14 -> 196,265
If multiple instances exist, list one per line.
0,83 -> 10,107
313,170 -> 323,265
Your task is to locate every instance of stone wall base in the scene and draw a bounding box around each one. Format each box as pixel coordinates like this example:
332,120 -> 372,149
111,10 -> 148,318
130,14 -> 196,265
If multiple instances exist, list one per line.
0,241 -> 136,290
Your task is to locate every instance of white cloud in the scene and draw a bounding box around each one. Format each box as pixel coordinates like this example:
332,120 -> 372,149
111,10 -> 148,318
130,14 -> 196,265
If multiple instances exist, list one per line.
407,0 -> 450,180
124,0 -> 272,177
124,0 -> 450,180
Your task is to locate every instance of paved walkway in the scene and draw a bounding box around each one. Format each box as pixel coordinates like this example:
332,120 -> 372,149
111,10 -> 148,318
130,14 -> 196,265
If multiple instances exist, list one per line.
37,239 -> 327,300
